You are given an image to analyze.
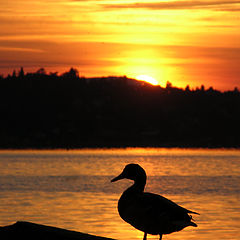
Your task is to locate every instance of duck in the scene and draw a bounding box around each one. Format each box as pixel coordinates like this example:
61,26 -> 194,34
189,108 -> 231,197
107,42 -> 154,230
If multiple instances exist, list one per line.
111,163 -> 199,240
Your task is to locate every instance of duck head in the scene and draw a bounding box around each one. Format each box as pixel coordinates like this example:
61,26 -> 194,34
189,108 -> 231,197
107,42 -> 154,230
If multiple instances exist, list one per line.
111,164 -> 147,183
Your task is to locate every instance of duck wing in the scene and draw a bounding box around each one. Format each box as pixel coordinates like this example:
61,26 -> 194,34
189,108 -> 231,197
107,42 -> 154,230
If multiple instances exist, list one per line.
120,192 -> 198,235
143,192 -> 199,216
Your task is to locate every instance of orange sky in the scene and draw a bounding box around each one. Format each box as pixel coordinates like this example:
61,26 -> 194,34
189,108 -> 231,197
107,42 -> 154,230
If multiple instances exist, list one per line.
1,0 -> 240,90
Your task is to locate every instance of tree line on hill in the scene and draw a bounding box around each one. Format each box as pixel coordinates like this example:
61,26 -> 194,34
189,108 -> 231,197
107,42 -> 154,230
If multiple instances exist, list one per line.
0,67 -> 240,148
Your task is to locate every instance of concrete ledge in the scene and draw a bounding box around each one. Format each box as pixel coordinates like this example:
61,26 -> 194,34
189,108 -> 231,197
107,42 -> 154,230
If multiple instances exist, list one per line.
0,221 -> 115,240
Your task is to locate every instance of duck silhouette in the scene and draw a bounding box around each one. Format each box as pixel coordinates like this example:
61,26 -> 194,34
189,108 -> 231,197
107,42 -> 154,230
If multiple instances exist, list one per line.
111,164 -> 199,240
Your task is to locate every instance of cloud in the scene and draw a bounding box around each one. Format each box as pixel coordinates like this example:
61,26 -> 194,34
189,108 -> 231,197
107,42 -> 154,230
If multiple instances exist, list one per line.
0,46 -> 44,53
101,0 -> 240,10
217,7 -> 240,11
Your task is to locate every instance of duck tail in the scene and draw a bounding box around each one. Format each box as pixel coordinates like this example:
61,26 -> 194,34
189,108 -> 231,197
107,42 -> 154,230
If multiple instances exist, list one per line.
189,215 -> 198,227
188,210 -> 200,215
189,221 -> 198,227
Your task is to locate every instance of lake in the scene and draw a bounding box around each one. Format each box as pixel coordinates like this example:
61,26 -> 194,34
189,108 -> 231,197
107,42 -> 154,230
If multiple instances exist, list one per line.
0,148 -> 239,240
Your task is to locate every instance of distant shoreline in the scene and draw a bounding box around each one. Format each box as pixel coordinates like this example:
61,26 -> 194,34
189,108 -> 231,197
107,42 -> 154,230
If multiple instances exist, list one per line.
1,143 -> 240,150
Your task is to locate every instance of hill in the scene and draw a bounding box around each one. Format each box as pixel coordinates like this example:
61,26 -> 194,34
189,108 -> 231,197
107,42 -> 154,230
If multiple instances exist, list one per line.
1,68 -> 240,148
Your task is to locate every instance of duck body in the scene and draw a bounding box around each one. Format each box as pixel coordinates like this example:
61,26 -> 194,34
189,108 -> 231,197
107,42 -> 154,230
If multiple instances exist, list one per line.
118,188 -> 197,235
111,164 -> 198,240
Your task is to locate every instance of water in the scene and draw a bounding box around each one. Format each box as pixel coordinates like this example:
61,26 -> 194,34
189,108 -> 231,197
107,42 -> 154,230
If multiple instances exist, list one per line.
0,148 -> 239,240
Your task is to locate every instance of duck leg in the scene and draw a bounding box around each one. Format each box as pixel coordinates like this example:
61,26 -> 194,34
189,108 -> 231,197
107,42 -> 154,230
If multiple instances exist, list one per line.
143,232 -> 147,240
159,234 -> 162,240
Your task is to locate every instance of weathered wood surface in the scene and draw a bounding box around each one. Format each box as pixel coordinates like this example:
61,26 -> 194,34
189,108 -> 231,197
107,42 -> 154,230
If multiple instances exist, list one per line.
0,221 -> 115,240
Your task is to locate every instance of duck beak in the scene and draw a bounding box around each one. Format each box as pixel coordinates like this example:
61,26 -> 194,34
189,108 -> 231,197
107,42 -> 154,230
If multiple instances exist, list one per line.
111,172 -> 124,182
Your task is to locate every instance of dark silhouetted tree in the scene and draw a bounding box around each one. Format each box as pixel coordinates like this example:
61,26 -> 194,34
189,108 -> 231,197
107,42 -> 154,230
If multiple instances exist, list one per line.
234,87 -> 239,93
12,70 -> 16,78
50,72 -> 58,76
166,81 -> 172,89
36,68 -> 46,75
185,85 -> 190,92
201,85 -> 205,92
61,68 -> 79,79
18,67 -> 24,78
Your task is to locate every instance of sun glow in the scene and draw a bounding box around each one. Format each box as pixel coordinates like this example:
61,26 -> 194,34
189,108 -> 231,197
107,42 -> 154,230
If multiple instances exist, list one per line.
136,75 -> 159,85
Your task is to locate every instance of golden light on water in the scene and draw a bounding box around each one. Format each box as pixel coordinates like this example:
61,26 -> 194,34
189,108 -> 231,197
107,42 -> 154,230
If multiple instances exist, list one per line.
0,149 -> 240,240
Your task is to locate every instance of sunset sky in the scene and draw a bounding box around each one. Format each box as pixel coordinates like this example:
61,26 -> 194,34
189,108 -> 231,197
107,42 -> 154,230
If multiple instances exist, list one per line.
1,0 -> 240,90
